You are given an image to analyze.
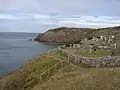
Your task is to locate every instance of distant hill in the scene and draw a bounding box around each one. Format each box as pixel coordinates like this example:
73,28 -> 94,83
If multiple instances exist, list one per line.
34,26 -> 120,44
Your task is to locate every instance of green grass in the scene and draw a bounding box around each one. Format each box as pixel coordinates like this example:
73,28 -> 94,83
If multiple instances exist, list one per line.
83,49 -> 110,58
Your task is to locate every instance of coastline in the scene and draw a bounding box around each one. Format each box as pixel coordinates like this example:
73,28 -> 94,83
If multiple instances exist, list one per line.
1,26 -> 120,90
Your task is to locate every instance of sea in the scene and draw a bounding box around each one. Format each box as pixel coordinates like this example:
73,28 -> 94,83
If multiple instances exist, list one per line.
0,32 -> 58,77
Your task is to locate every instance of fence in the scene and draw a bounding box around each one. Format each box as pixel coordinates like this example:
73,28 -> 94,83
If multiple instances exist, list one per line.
39,58 -> 68,83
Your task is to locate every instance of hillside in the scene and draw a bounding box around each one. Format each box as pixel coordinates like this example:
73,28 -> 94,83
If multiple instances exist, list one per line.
34,26 -> 120,44
34,27 -> 95,44
1,49 -> 120,90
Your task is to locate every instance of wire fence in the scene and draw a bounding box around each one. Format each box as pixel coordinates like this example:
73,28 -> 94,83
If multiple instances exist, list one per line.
39,57 -> 68,83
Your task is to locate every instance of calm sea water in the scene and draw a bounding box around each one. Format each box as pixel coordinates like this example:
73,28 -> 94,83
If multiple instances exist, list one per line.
0,32 -> 58,77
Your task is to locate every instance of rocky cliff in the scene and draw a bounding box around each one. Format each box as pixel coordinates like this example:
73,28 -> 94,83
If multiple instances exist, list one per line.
34,27 -> 95,44
34,26 -> 120,44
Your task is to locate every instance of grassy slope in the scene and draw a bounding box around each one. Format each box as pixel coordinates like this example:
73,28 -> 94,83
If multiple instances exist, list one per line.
1,50 -> 120,90
37,65 -> 120,90
0,50 -> 68,90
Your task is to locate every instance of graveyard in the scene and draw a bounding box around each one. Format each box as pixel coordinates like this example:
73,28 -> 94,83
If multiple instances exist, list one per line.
63,35 -> 118,58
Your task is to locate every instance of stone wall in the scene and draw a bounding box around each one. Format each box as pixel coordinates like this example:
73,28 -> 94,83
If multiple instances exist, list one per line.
79,56 -> 120,67
58,46 -> 120,68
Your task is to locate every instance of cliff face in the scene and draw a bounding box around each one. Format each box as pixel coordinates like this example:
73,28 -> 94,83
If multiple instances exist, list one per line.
34,26 -> 120,44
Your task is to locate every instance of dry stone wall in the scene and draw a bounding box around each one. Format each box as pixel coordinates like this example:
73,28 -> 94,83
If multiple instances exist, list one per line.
58,46 -> 120,68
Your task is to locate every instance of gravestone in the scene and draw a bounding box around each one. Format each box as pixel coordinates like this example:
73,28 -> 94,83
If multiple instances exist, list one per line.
73,44 -> 76,48
92,36 -> 95,40
104,36 -> 107,41
70,44 -> 72,48
108,38 -> 111,43
100,36 -> 103,40
89,48 -> 92,53
114,44 -> 117,49
112,35 -> 115,39
77,44 -> 80,48
85,38 -> 87,42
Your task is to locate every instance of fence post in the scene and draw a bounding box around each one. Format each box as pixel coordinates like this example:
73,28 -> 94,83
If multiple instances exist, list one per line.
55,64 -> 57,70
68,55 -> 69,62
40,75 -> 42,81
74,55 -> 78,64
48,69 -> 51,75
68,55 -> 71,62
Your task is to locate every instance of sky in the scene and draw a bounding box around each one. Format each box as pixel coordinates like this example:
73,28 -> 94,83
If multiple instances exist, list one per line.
0,0 -> 120,32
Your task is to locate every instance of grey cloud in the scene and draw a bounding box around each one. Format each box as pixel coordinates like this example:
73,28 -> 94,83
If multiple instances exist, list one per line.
37,0 -> 120,16
0,0 -> 41,11
0,0 -> 120,16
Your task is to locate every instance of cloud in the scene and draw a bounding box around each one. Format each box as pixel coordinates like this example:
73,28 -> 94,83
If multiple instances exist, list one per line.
0,0 -> 120,32
0,14 -> 120,29
0,0 -> 120,16
0,14 -> 51,20
0,0 -> 41,11
57,16 -> 120,28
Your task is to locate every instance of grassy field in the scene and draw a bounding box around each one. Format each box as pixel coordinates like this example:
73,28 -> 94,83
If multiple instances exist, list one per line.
65,48 -> 111,58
